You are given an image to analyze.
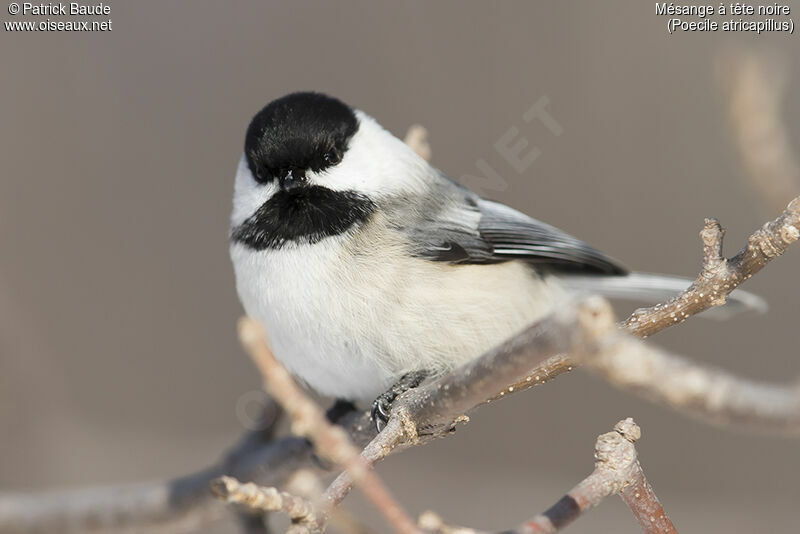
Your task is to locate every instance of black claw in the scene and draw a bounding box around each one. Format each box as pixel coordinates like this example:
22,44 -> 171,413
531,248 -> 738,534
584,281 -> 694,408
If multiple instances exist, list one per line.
376,398 -> 390,420
370,395 -> 392,432
370,370 -> 429,433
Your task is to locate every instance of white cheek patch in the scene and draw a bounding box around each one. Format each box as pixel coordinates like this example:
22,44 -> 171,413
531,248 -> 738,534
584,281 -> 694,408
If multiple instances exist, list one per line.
314,112 -> 431,198
230,153 -> 278,228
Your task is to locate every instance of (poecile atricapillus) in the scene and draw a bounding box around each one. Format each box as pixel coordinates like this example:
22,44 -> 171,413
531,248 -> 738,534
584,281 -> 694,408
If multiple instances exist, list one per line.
229,92 -> 764,430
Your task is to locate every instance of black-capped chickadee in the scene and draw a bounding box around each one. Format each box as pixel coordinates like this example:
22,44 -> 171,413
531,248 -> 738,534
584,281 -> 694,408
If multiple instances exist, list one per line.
229,92 -> 763,429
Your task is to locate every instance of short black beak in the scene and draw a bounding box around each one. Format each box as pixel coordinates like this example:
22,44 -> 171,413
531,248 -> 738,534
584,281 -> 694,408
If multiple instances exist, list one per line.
279,168 -> 307,191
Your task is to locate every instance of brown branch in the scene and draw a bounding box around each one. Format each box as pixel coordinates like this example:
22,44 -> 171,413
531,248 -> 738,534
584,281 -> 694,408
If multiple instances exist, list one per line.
211,473 -> 376,534
417,419 -> 675,534
619,464 -> 675,534
211,476 -> 319,528
518,418 -> 675,534
623,196 -> 799,338
234,319 -> 420,534
579,305 -> 800,433
284,470 -> 376,534
509,419 -> 651,533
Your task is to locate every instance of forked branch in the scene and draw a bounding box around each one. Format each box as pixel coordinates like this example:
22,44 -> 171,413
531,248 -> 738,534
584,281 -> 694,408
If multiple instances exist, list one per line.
418,419 -> 675,534
623,198 -> 799,338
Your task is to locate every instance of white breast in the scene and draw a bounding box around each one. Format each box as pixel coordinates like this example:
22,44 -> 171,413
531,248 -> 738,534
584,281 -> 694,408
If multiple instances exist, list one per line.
230,225 -> 563,400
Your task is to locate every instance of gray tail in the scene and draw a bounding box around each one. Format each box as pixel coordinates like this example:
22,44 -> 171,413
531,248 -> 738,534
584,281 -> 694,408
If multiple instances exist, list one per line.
558,272 -> 767,320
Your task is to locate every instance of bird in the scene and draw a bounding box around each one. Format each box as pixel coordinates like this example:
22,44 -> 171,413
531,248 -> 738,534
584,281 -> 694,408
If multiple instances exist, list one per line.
229,92 -> 764,430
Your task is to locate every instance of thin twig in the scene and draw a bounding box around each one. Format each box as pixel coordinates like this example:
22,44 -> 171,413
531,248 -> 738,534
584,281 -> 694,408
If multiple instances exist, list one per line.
417,419 -> 676,534
578,300 -> 800,432
285,470 -> 375,534
618,464 -> 675,534
623,196 -> 799,338
235,319 -> 420,534
211,476 -> 318,527
517,418 -> 674,534
486,355 -> 575,403
514,419 -> 649,533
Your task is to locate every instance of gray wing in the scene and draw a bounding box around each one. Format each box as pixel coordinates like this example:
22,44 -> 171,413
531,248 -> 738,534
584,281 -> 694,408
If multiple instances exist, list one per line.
476,199 -> 627,274
401,179 -> 627,276
397,177 -> 765,316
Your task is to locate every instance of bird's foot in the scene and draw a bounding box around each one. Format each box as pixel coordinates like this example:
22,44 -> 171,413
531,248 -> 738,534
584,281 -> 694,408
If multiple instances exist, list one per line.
371,370 -> 429,432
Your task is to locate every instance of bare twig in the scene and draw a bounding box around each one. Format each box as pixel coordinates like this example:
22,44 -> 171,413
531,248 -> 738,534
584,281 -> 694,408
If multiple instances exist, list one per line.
522,418 -> 675,534
487,355 -> 575,403
211,476 -> 318,527
234,319 -> 420,534
579,300 -> 800,432
515,419 -> 652,533
285,471 -> 375,534
417,419 -> 675,534
618,464 -> 675,534
212,472 -> 374,534
497,296 -> 800,434
623,196 -> 799,338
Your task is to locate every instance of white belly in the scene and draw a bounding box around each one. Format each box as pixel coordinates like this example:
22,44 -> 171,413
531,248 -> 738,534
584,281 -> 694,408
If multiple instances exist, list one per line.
230,233 -> 563,400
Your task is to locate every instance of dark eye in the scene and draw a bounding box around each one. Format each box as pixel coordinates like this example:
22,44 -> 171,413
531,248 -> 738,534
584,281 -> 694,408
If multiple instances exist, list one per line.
323,148 -> 341,165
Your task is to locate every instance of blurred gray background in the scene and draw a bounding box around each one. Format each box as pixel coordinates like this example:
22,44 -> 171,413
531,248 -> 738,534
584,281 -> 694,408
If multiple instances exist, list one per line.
1,1 -> 799,532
